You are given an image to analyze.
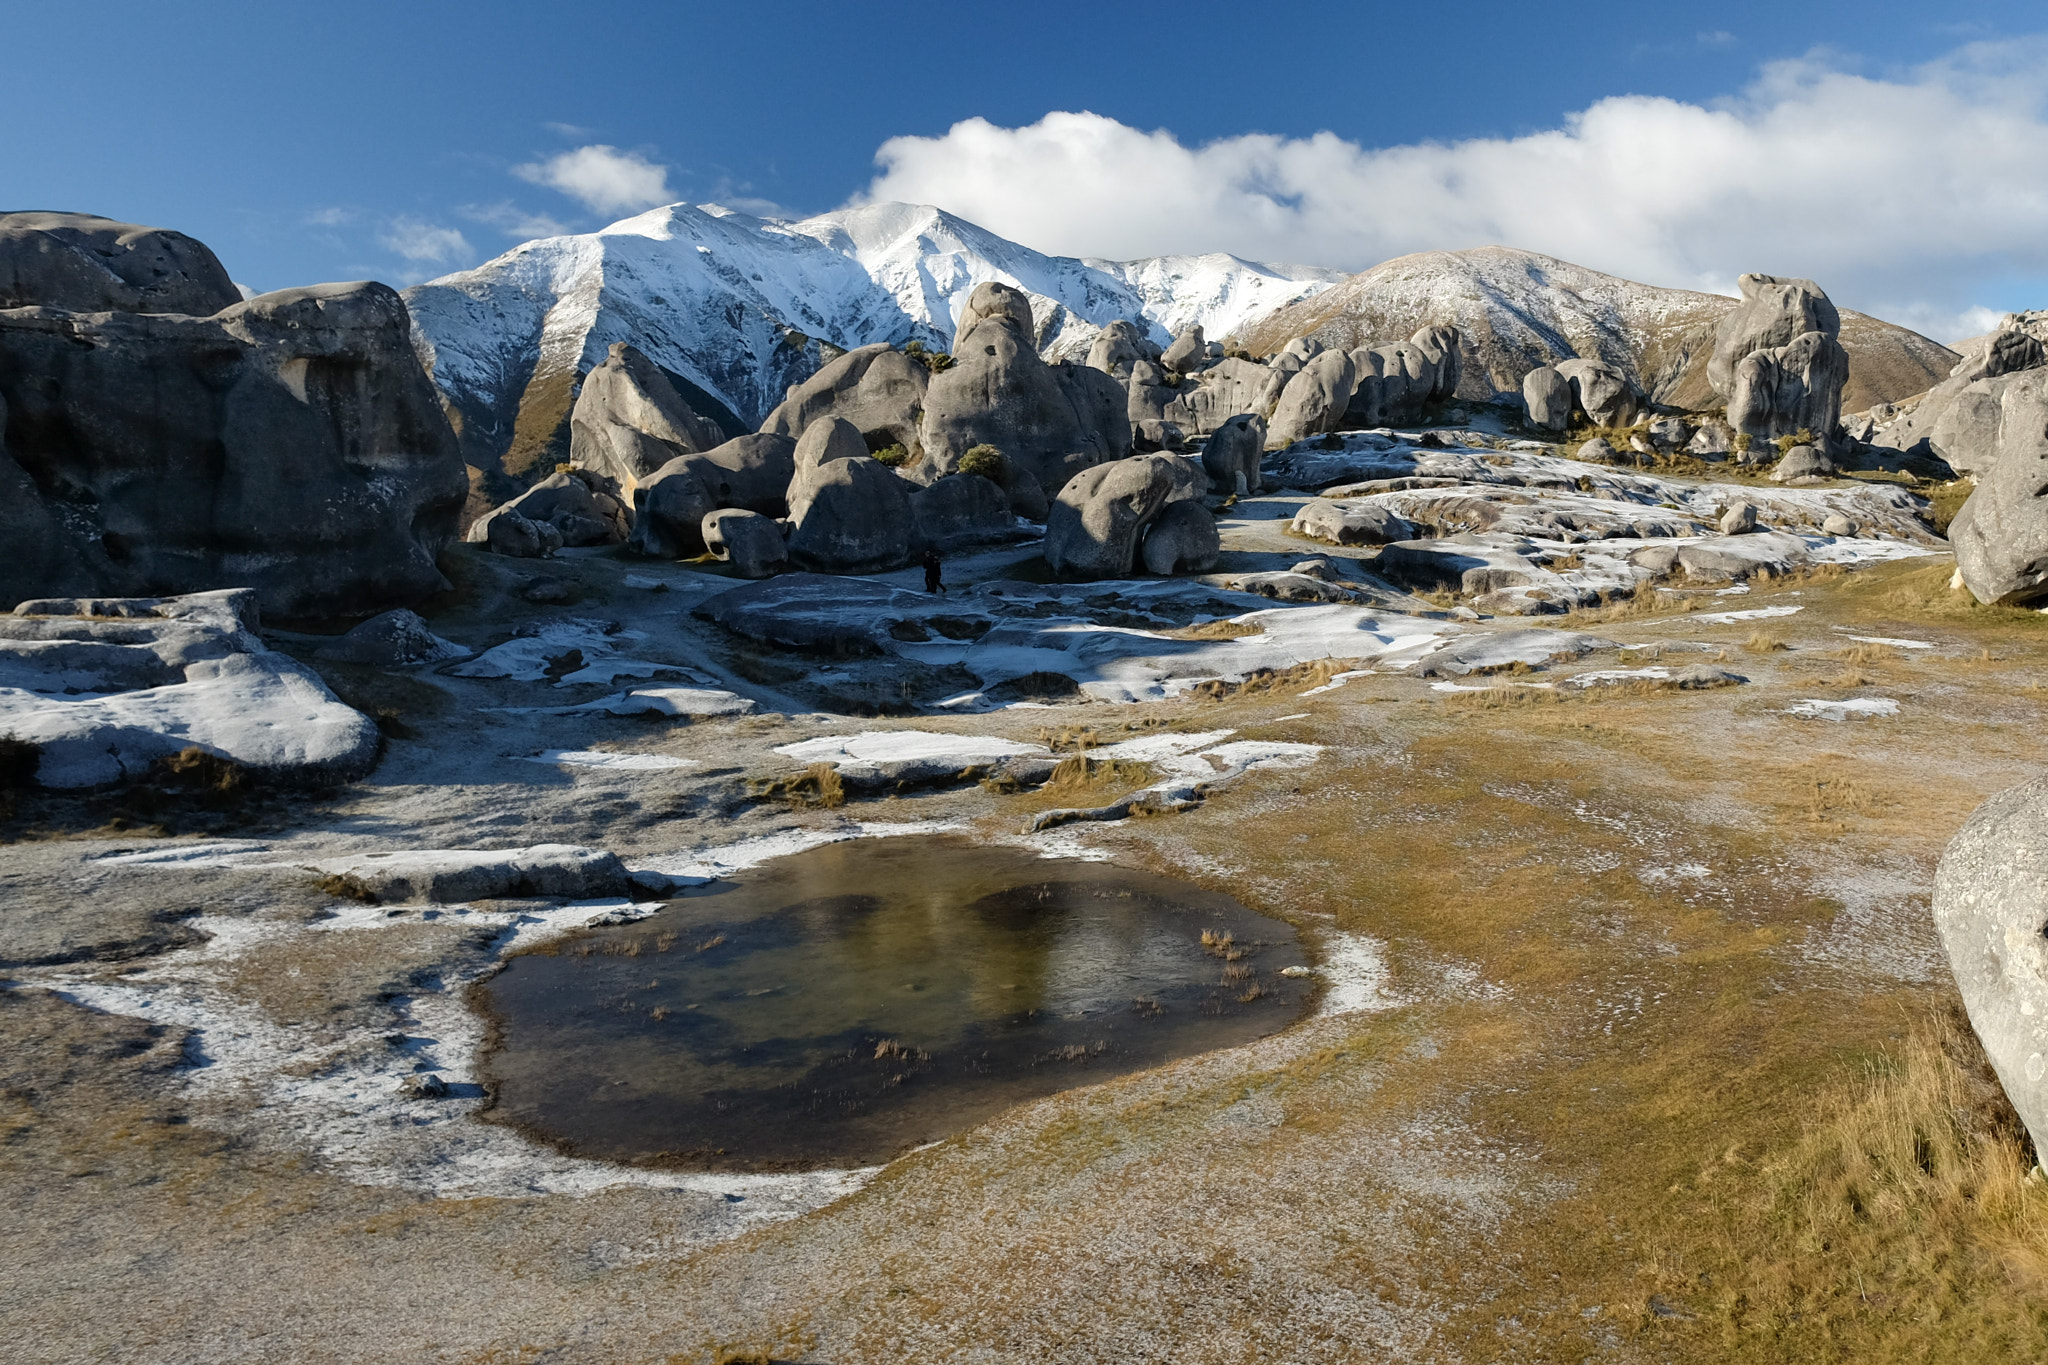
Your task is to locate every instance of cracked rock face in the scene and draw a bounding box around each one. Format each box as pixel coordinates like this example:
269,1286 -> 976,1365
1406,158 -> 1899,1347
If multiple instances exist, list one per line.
1934,773 -> 2048,1160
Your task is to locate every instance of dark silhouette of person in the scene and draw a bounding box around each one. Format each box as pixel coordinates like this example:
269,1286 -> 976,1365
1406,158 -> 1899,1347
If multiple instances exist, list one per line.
922,548 -> 946,594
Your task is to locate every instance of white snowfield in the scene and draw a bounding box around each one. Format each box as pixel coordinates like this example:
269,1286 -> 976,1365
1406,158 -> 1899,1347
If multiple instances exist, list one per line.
1786,697 -> 1901,721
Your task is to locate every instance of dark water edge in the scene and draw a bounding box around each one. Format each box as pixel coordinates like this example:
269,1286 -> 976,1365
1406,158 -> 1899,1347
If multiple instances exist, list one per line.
474,836 -> 1313,1171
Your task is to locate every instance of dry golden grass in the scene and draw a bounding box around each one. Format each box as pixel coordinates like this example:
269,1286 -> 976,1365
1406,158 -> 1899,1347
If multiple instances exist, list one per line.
1188,658 -> 1357,701
747,761 -> 846,809
1158,619 -> 1265,640
1744,630 -> 1790,653
1040,755 -> 1154,795
1828,642 -> 1899,665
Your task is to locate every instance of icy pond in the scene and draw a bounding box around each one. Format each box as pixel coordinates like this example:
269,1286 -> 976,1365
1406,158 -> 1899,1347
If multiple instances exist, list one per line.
477,837 -> 1313,1169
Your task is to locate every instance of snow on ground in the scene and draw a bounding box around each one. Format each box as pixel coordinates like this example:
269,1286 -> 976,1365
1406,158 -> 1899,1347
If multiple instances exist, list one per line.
1786,697 -> 1901,721
1692,605 -> 1804,625
520,750 -> 698,772
450,620 -> 713,687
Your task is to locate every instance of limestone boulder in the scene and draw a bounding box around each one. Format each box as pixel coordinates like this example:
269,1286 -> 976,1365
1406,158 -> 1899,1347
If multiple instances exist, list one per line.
1555,359 -> 1644,428
484,511 -> 560,559
569,341 -> 723,486
1648,417 -> 1692,449
911,472 -> 1014,552
0,275 -> 467,617
1043,455 -> 1206,580
1952,373 -> 2048,605
1138,500 -> 1220,575
0,211 -> 241,316
1086,320 -> 1147,380
701,509 -> 788,579
1201,414 -> 1266,495
1687,420 -> 1736,459
1409,324 -> 1463,401
953,280 -> 1036,351
761,342 -> 930,462
785,418 -> 918,573
1169,357 -> 1272,435
1931,773 -> 2048,1160
1290,499 -> 1415,546
1133,419 -> 1188,453
1822,513 -> 1858,537
1770,445 -> 1836,483
1161,325 -> 1206,373
1709,274 -> 1842,396
1522,366 -> 1572,432
919,312 -> 1131,513
469,469 -> 630,550
1729,331 -> 1850,451
1719,502 -> 1760,535
625,433 -> 798,560
313,609 -> 466,666
1269,349 -> 1358,446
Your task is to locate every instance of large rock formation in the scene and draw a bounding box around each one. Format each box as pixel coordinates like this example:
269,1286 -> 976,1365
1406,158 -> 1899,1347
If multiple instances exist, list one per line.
1707,274 -> 1841,395
1346,327 -> 1462,428
1553,359 -> 1645,428
0,220 -> 466,617
785,417 -> 918,572
1201,414 -> 1266,494
1167,357 -> 1271,435
467,468 -> 632,551
1864,314 -> 2048,475
1086,319 -> 1151,380
701,509 -> 788,579
1043,454 -> 1206,580
1950,372 -> 2048,605
0,589 -> 379,788
625,433 -> 797,558
1932,773 -> 2048,1161
1161,324 -> 1206,373
912,472 -> 1015,552
1269,349 -> 1358,446
0,212 -> 241,316
1522,366 -> 1572,432
918,283 -> 1132,516
569,341 -> 723,486
760,342 -> 930,461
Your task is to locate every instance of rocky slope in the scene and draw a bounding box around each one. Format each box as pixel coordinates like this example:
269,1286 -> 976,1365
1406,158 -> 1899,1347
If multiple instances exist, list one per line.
1234,247 -> 1957,415
404,203 -> 1338,498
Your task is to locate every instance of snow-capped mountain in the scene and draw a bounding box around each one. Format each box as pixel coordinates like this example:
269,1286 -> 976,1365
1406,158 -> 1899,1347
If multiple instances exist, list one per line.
402,201 -> 1339,488
1236,247 -> 1956,416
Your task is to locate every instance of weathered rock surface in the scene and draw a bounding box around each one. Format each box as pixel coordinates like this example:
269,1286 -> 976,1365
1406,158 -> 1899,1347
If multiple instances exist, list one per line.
919,302 -> 1132,513
1290,500 -> 1416,546
785,418 -> 918,573
313,610 -> 467,666
1770,445 -> 1836,483
1952,372 -> 2048,605
701,509 -> 788,579
1554,359 -> 1644,428
1138,500 -> 1220,575
0,590 -> 380,788
1202,415 -> 1266,494
1932,773 -> 2048,1160
625,434 -> 797,558
760,343 -> 929,462
1269,349 -> 1358,446
306,844 -> 627,905
1709,274 -> 1841,396
1730,331 -> 1850,450
0,270 -> 466,617
953,280 -> 1036,350
469,470 -> 631,551
1719,502 -> 1759,535
912,473 -> 1015,552
0,211 -> 241,315
1161,325 -> 1206,373
1044,455 -> 1206,580
1522,366 -> 1572,432
1168,357 -> 1272,435
485,512 -> 562,559
1086,319 -> 1148,379
569,341 -> 723,486
694,573 -> 994,654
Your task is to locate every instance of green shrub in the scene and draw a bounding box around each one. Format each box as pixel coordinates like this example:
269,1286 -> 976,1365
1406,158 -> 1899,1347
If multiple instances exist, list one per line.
958,444 -> 1006,482
871,443 -> 910,467
1734,432 -> 1753,453
903,339 -> 954,373
1777,427 -> 1817,455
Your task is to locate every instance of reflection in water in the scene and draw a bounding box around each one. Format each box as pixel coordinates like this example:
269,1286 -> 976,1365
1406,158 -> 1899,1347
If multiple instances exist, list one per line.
477,837 -> 1312,1169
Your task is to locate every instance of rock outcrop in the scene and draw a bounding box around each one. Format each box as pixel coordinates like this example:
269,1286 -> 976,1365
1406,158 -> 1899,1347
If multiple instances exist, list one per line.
625,433 -> 797,558
912,472 -> 1015,552
1167,357 -> 1271,435
1522,366 -> 1572,432
1708,274 -> 1842,396
1932,773 -> 2048,1161
1729,330 -> 1850,451
760,342 -> 930,462
1951,372 -> 2048,605
1866,315 -> 2048,475
568,341 -> 723,486
468,469 -> 632,551
1161,324 -> 1206,373
702,509 -> 788,579
1554,359 -> 1645,428
1269,349 -> 1358,446
1086,319 -> 1150,380
1043,454 -> 1206,580
0,234 -> 466,617
918,283 -> 1132,515
313,610 -> 466,667
1137,499 -> 1220,575
1201,414 -> 1266,494
0,212 -> 241,316
785,418 -> 918,573
0,590 -> 379,788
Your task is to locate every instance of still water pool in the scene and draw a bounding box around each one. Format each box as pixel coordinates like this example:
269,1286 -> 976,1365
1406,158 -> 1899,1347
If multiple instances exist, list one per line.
477,836 -> 1312,1169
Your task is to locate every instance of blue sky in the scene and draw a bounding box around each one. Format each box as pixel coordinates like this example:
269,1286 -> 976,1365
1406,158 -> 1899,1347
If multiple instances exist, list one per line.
6,1 -> 2047,338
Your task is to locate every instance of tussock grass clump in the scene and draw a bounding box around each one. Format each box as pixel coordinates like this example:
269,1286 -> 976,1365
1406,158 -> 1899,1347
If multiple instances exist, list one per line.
1042,755 -> 1153,794
155,746 -> 247,793
1036,724 -> 1102,753
748,761 -> 846,810
1160,618 -> 1264,641
313,872 -> 378,903
1829,641 -> 1899,666
1744,630 -> 1790,654
1189,658 -> 1355,701
1562,587 -> 1698,627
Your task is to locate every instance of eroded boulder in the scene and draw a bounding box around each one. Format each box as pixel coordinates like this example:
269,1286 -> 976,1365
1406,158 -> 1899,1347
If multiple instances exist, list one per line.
1043,454 -> 1205,580
1523,366 -> 1572,432
1555,359 -> 1644,428
785,417 -> 918,573
702,508 -> 788,579
1952,372 -> 2048,605
1161,324 -> 1206,373
1291,500 -> 1415,546
569,341 -> 723,486
1708,274 -> 1842,397
912,472 -> 1014,552
1270,349 -> 1358,446
469,469 -> 630,550
1201,414 -> 1266,495
625,433 -> 797,558
760,342 -> 929,463
1730,331 -> 1850,451
1138,499 -> 1220,575
0,211 -> 241,315
1087,319 -> 1148,380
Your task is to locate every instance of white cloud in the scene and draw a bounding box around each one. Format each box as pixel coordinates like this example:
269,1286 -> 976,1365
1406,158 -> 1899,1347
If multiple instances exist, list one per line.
459,201 -> 574,240
515,144 -> 672,217
377,217 -> 473,265
856,39 -> 2048,341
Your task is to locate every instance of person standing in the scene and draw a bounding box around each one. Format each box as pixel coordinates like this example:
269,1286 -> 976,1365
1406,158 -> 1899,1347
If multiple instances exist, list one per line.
922,548 -> 945,594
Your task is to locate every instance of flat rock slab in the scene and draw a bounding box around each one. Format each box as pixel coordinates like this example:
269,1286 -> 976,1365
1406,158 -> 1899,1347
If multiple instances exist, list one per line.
696,573 -> 994,654
0,593 -> 378,788
304,844 -> 628,904
775,730 -> 1047,787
